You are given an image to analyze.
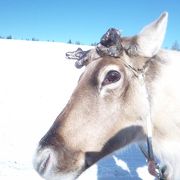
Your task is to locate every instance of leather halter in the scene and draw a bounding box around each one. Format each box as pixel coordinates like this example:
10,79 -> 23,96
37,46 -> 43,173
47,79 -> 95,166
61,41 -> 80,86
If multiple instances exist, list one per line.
122,59 -> 167,180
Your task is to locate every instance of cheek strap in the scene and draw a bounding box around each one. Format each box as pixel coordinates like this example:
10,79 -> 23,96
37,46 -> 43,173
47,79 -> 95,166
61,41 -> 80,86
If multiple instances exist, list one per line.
138,73 -> 167,180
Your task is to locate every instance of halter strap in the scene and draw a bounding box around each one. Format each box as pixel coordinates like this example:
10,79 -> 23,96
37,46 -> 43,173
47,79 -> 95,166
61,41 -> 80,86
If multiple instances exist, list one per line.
137,73 -> 167,180
123,62 -> 167,179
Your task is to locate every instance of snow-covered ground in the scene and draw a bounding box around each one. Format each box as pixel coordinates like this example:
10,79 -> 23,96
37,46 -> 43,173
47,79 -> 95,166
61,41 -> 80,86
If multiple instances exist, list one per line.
0,39 -> 154,180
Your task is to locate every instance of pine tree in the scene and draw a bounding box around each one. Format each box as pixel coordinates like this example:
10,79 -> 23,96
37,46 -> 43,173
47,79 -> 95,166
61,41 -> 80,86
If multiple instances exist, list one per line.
6,35 -> 12,39
67,39 -> 72,44
171,41 -> 180,51
91,42 -> 97,46
75,41 -> 80,45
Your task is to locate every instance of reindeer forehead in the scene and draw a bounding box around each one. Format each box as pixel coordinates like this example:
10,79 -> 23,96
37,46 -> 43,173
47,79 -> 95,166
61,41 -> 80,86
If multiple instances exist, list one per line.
93,56 -> 124,73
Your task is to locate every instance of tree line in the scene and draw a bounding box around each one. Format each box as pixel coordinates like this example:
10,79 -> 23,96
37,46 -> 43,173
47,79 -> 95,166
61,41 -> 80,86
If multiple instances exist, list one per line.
0,35 -> 180,50
68,39 -> 180,50
0,35 -> 40,41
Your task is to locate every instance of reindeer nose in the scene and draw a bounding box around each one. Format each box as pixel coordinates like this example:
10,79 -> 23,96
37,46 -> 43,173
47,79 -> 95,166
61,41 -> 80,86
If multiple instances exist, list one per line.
33,148 -> 54,176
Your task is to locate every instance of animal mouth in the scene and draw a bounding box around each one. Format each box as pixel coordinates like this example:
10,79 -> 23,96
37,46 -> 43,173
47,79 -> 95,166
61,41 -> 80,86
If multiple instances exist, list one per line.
85,152 -> 101,169
37,153 -> 51,175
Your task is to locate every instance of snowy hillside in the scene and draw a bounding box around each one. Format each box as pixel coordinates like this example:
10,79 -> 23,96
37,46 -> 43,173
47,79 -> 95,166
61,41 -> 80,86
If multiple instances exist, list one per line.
0,39 -> 154,180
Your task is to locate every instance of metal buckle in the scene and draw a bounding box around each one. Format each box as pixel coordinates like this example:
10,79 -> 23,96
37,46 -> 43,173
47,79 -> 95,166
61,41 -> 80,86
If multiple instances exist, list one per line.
155,164 -> 167,180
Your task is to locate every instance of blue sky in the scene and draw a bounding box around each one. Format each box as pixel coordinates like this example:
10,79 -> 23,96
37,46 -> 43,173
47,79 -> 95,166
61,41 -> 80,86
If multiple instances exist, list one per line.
0,0 -> 179,47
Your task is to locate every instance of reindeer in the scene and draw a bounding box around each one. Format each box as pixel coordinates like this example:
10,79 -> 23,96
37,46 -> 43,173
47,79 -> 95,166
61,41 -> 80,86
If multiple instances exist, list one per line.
33,12 -> 180,180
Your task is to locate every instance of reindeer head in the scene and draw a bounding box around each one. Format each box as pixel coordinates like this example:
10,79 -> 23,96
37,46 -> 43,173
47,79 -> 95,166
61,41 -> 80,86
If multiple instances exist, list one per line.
33,12 -> 168,180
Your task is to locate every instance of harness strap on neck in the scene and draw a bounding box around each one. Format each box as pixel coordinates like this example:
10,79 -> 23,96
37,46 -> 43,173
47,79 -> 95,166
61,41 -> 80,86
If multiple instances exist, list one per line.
121,59 -> 167,179
138,73 -> 167,180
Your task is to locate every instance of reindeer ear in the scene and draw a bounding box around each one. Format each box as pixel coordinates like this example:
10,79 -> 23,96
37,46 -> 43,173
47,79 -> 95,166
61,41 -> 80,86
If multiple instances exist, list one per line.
136,12 -> 168,57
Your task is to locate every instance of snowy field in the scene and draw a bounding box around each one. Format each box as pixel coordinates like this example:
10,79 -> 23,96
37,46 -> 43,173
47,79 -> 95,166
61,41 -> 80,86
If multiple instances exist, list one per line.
0,39 -> 154,180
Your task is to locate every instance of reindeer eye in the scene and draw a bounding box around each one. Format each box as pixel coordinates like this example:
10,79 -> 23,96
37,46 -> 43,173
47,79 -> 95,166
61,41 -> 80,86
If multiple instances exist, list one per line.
102,70 -> 121,86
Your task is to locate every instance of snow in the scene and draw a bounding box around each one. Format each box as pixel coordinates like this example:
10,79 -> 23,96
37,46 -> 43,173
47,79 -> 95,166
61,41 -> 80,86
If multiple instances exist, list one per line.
0,39 -> 154,179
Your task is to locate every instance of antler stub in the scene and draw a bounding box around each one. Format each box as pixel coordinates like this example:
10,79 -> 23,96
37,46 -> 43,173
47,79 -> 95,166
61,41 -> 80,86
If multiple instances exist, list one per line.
65,28 -> 122,68
97,28 -> 122,57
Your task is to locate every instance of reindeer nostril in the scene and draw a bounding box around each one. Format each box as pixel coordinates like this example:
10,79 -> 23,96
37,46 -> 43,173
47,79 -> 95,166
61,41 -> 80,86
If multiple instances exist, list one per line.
33,148 -> 53,176
38,153 -> 51,175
